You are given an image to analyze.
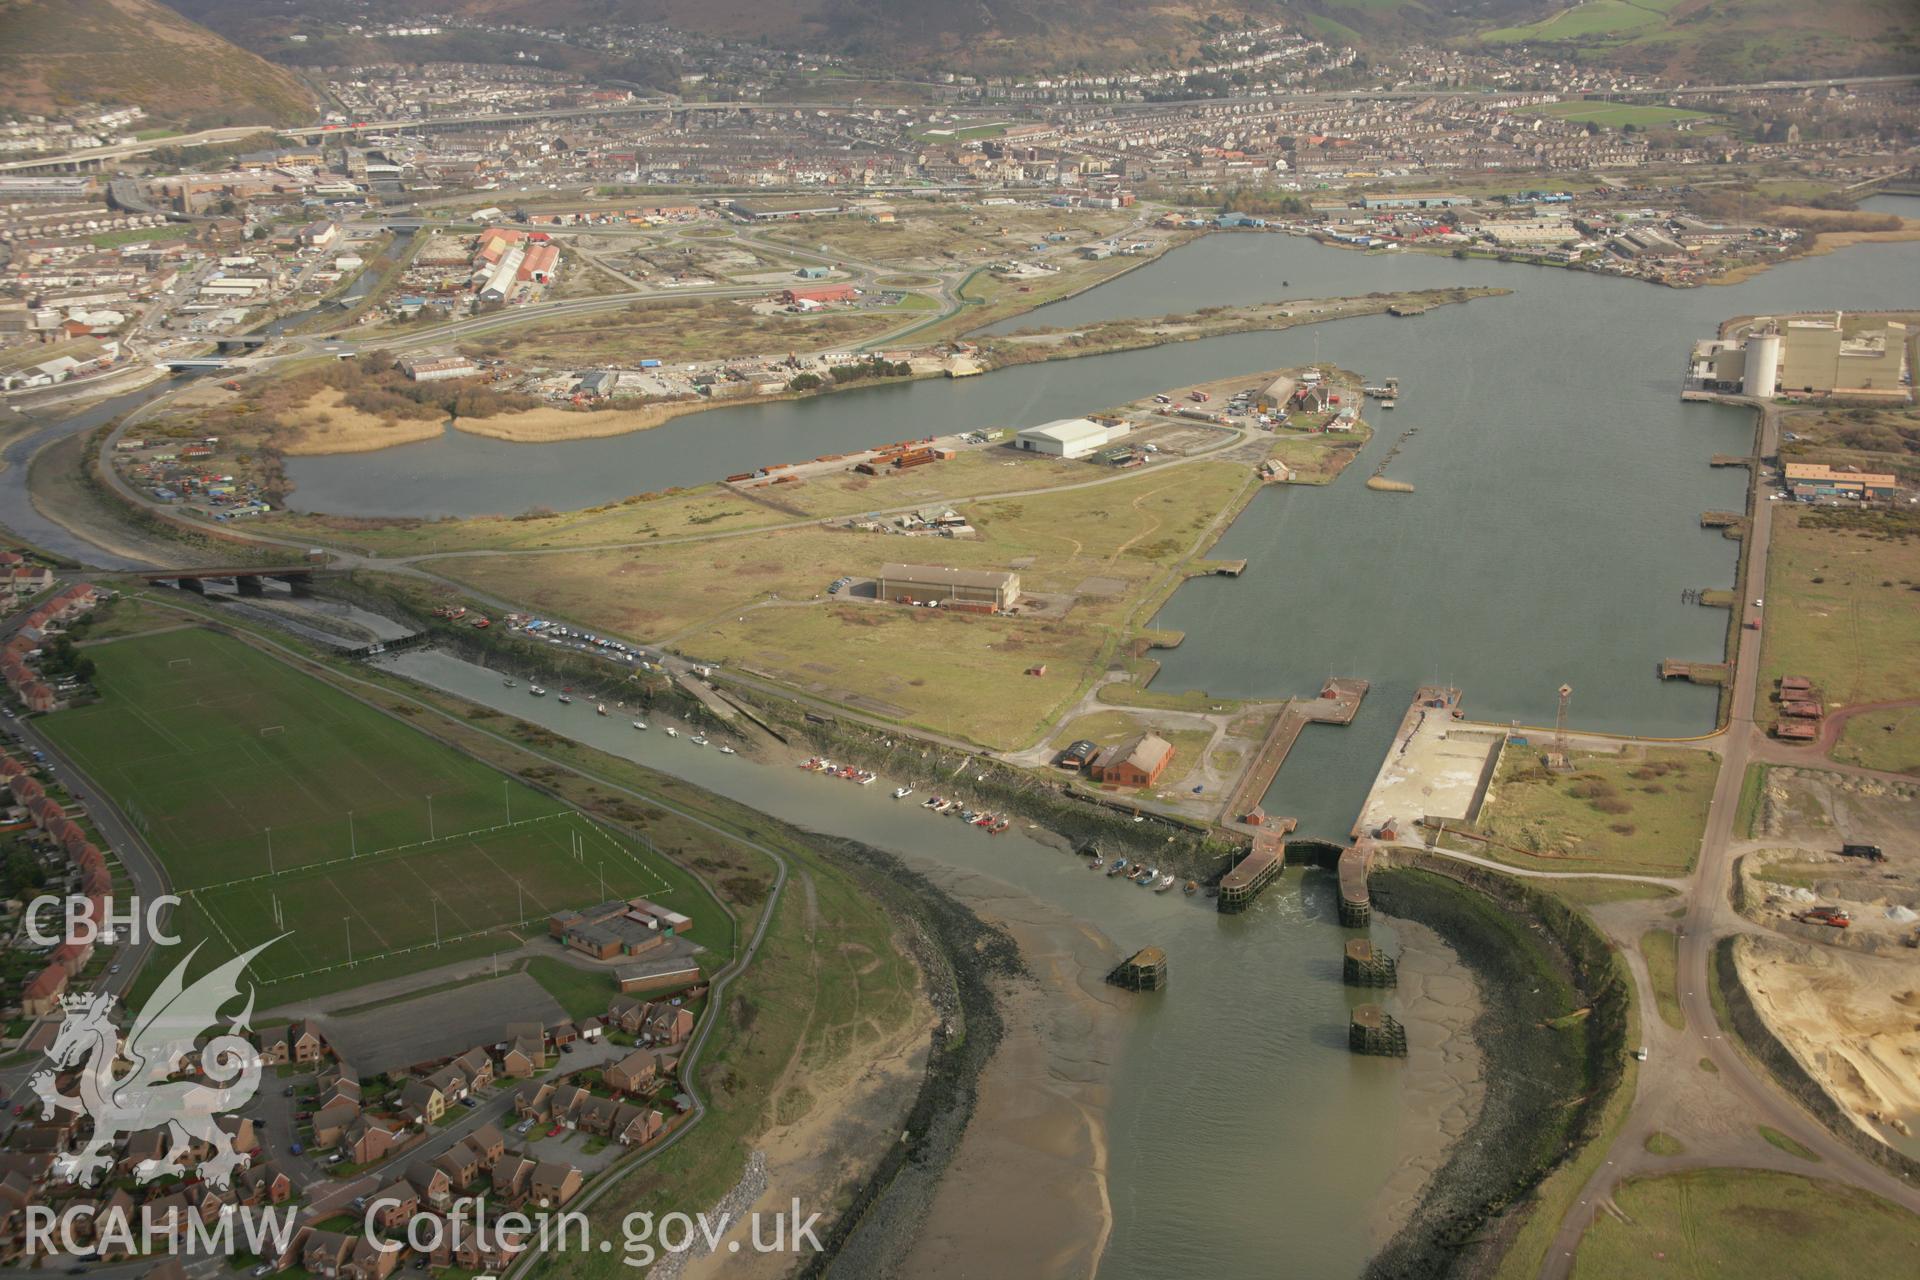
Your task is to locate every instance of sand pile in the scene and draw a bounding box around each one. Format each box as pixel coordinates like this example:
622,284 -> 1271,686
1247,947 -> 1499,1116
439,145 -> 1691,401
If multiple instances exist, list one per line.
1736,936 -> 1920,1143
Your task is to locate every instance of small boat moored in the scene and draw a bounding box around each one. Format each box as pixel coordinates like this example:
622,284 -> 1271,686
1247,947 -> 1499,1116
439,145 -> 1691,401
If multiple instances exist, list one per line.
632,721 -> 647,731
529,685 -> 547,697
893,786 -> 914,799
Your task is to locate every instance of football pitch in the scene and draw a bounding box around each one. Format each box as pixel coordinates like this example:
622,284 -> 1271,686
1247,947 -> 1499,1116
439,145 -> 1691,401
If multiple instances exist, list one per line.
42,628 -> 705,993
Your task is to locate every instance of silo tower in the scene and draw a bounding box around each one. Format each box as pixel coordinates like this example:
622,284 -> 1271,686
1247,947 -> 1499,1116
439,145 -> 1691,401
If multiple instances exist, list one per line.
1744,321 -> 1782,397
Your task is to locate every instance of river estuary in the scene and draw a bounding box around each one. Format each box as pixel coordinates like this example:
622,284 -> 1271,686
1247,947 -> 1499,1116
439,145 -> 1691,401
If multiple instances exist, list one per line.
31,198 -> 1920,1275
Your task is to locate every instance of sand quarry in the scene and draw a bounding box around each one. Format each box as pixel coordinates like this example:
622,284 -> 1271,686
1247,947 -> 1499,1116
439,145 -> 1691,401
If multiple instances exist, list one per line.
1736,936 -> 1920,1144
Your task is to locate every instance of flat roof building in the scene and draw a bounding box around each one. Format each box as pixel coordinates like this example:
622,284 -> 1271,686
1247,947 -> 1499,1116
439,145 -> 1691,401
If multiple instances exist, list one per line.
876,563 -> 1020,611
1783,462 -> 1899,501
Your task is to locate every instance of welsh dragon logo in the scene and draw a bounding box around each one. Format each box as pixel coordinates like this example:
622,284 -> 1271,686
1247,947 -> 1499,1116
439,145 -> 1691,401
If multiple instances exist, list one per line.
30,939 -> 279,1189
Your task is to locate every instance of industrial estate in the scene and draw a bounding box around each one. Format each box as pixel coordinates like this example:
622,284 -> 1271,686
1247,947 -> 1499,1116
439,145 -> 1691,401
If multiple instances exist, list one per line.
2,2 -> 1919,1279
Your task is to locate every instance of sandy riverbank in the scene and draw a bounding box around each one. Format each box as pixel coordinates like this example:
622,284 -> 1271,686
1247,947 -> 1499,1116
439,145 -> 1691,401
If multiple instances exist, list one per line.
679,977 -> 938,1280
450,397 -> 722,444
897,864 -> 1126,1279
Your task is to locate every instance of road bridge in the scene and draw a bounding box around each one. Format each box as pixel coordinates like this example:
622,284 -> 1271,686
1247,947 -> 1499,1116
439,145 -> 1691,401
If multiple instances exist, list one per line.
144,565 -> 332,596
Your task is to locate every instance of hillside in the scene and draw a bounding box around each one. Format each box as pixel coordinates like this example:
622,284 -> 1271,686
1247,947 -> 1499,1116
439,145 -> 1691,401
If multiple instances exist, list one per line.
0,0 -> 317,128
1474,0 -> 1920,81
203,0 -> 1305,75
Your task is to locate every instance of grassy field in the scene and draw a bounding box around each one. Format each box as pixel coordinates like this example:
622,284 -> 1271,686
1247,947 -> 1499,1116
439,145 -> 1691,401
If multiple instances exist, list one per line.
1761,507 -> 1920,711
1569,1169 -> 1917,1279
40,628 -> 715,995
1512,101 -> 1721,130
1539,879 -> 1679,908
1835,704 -> 1920,775
1757,1125 -> 1819,1160
759,205 -> 1134,273
1483,0 -> 1680,44
89,224 -> 193,249
1476,748 -> 1714,877
1641,929 -> 1684,1030
443,458 -> 1254,748
460,295 -> 933,366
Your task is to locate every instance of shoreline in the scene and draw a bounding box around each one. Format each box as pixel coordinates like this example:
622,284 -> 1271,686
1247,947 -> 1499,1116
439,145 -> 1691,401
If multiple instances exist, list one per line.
895,879 -> 1124,1279
257,288 -> 1499,458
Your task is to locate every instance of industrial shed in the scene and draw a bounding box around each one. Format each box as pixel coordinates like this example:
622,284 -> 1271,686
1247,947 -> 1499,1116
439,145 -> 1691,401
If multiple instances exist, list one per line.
876,563 -> 1020,611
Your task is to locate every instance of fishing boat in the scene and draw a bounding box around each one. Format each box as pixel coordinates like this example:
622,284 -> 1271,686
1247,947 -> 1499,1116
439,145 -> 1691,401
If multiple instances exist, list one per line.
1089,855 -> 1105,869
973,812 -> 995,827
632,721 -> 647,731
503,679 -> 516,688
893,786 -> 914,800
1382,399 -> 1397,410
1107,858 -> 1129,877
991,819 -> 1010,834
1135,867 -> 1155,884
857,771 -> 877,785
556,694 -> 573,705
959,810 -> 977,823
689,735 -> 709,747
1183,880 -> 1198,896
665,727 -> 678,738
718,745 -> 736,755
596,704 -> 608,716
1154,873 -> 1176,892
529,686 -> 547,697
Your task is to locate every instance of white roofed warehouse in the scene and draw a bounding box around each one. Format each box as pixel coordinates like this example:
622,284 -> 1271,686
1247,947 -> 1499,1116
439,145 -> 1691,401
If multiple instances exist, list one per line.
1014,417 -> 1130,459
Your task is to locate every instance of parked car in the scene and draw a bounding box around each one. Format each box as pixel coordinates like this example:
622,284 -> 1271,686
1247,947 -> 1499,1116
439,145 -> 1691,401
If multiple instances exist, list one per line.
460,1097 -> 478,1108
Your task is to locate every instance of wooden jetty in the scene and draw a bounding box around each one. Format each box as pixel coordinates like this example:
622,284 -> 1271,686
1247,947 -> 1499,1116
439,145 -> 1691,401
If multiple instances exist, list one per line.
1700,511 -> 1745,530
1218,828 -> 1287,913
1109,947 -> 1168,992
1710,455 -> 1755,468
1343,938 -> 1398,988
1196,559 -> 1248,577
1221,678 -> 1368,826
1659,659 -> 1731,685
1349,1004 -> 1408,1057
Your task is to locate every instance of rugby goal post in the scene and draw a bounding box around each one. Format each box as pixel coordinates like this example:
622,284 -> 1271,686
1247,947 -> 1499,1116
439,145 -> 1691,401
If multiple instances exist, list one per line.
168,657 -> 193,668
259,724 -> 286,737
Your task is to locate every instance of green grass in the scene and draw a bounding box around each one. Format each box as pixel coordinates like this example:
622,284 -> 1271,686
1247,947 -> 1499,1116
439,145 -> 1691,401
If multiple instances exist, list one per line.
525,957 -> 618,1022
40,628 -> 714,998
1758,1125 -> 1819,1161
1835,705 -> 1920,776
1761,507 -> 1920,713
1641,929 -> 1685,1030
1540,879 -> 1679,907
90,225 -> 192,249
1733,762 -> 1770,840
1483,0 -> 1674,43
1477,747 -> 1715,877
1513,101 -> 1720,130
1572,1169 -> 1919,1279
1644,1131 -> 1685,1156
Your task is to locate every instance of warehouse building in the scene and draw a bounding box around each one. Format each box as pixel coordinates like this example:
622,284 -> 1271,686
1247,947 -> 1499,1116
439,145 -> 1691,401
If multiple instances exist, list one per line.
876,563 -> 1020,611
1783,463 -> 1899,501
1014,417 -> 1130,459
1777,314 -> 1909,398
1090,733 -> 1175,788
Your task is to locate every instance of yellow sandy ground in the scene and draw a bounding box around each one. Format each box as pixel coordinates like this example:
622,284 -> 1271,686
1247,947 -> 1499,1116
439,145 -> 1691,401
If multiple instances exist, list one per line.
276,389 -> 445,455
